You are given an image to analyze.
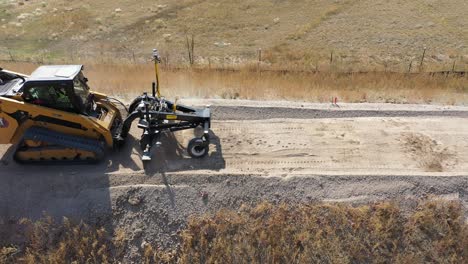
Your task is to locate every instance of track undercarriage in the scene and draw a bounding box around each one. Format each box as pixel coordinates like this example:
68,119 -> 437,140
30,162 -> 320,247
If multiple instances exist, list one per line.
13,127 -> 106,163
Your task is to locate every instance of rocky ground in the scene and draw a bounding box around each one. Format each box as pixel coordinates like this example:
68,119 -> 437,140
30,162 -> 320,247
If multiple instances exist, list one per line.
0,100 -> 467,259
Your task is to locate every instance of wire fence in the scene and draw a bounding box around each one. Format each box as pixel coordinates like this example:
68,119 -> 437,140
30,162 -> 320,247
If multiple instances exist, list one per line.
0,47 -> 466,76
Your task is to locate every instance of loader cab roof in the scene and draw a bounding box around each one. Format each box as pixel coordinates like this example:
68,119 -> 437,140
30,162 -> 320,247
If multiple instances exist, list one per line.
28,65 -> 83,81
20,65 -> 91,114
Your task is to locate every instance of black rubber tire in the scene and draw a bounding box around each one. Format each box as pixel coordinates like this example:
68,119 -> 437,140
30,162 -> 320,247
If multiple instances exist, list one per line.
187,138 -> 209,158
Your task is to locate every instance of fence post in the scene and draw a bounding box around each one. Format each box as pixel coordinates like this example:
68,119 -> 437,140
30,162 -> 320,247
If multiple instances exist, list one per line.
257,48 -> 262,72
191,34 -> 195,65
40,50 -> 45,64
8,48 -> 15,62
419,47 -> 426,72
164,53 -> 169,67
408,61 -> 412,73
185,34 -> 195,65
69,45 -> 75,63
185,35 -> 192,65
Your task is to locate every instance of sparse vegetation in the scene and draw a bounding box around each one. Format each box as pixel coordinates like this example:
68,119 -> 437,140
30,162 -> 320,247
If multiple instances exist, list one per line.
287,0 -> 354,41
1,200 -> 466,263
2,61 -> 467,105
0,0 -> 466,69
0,216 -> 123,264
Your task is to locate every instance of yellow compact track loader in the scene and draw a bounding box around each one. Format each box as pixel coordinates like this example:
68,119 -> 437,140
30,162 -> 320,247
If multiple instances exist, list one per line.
0,65 -> 124,163
0,50 -> 212,164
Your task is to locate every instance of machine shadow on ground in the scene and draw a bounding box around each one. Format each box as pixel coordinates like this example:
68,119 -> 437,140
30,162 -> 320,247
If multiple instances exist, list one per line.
105,134 -> 143,172
0,146 -> 116,246
0,128 -> 224,243
142,130 -> 225,175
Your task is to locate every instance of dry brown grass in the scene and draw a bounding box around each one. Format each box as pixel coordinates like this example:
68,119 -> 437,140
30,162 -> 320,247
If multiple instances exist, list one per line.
287,0 -> 354,41
2,0 -> 467,69
170,200 -> 467,264
2,61 -> 467,105
0,216 -> 123,264
1,200 -> 466,263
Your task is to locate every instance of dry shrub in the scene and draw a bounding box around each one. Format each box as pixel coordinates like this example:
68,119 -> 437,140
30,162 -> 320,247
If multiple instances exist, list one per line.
1,200 -> 466,263
0,216 -> 122,264
177,200 -> 467,264
399,200 -> 466,263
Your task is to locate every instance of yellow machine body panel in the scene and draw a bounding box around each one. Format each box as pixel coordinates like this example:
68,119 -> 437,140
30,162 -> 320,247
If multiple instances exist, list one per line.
0,106 -> 19,144
0,64 -> 126,163
0,96 -> 119,148
0,65 -> 128,163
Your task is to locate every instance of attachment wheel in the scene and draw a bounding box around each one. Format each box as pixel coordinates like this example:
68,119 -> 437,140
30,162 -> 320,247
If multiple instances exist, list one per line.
187,138 -> 209,158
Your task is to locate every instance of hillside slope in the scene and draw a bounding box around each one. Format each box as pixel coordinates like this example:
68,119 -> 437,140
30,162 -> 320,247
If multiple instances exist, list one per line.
0,0 -> 467,68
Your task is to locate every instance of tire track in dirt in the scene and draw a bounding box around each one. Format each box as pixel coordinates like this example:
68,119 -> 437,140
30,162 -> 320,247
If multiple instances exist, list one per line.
156,115 -> 468,176
211,106 -> 468,120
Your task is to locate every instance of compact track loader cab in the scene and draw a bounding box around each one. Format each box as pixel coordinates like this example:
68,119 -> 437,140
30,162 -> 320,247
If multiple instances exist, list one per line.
0,65 -> 123,163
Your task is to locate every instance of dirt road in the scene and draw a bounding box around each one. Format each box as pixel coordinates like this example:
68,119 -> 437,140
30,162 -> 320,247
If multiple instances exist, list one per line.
0,100 -> 467,255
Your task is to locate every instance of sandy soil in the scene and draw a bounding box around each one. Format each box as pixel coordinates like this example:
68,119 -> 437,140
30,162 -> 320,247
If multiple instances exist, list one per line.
0,100 -> 467,258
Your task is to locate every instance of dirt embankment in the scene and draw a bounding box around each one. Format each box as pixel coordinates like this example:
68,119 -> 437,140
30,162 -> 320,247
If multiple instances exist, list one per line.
0,101 -> 467,257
